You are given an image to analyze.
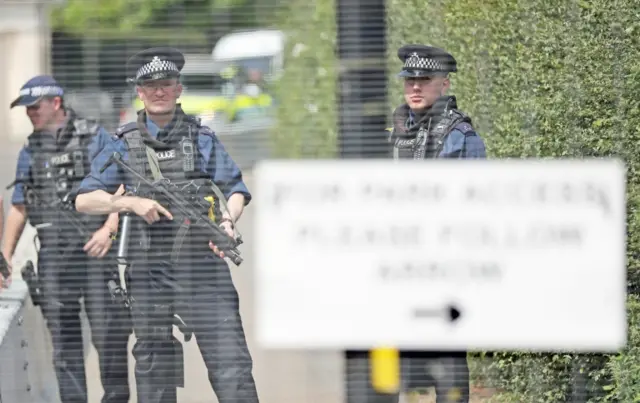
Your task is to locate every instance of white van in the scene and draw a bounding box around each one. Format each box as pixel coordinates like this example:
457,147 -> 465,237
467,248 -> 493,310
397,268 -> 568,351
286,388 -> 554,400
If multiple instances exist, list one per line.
212,29 -> 285,80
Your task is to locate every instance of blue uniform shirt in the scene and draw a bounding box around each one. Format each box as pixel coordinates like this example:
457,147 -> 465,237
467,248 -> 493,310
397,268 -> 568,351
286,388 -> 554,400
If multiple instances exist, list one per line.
77,117 -> 251,203
407,110 -> 486,159
440,123 -> 487,159
11,126 -> 111,205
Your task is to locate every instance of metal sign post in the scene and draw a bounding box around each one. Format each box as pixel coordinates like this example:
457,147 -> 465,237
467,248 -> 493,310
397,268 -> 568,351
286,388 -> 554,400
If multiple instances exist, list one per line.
336,0 -> 395,399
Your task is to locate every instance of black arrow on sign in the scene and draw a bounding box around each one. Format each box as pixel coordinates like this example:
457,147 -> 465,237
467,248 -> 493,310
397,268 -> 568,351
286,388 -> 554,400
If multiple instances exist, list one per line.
411,304 -> 462,323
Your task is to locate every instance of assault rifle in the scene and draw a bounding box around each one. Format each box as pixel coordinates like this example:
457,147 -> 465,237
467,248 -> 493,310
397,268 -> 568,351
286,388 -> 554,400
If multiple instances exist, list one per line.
99,151 -> 244,266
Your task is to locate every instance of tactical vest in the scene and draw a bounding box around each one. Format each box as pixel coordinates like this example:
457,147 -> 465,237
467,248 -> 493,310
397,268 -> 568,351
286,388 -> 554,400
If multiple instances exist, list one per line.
25,115 -> 99,227
115,113 -> 226,261
115,114 -> 205,194
391,109 -> 472,160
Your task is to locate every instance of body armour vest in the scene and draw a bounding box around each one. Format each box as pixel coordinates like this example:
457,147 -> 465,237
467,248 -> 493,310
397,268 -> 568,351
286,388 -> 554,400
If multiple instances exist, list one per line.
115,109 -> 206,191
389,96 -> 472,160
115,110 -> 219,254
116,109 -> 220,260
26,111 -> 99,228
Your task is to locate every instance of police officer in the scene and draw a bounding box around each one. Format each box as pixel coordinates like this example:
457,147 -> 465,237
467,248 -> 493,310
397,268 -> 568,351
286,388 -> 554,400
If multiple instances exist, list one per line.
74,48 -> 259,403
389,44 -> 486,160
389,45 -> 486,402
1,75 -> 131,403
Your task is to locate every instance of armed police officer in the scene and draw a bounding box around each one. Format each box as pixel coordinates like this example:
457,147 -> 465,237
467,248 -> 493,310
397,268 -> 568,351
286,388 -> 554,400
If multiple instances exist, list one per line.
388,45 -> 486,402
1,75 -> 131,402
74,48 -> 259,403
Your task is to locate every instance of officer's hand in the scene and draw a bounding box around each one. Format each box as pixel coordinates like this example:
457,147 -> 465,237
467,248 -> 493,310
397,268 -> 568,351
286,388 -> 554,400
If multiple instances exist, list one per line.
129,197 -> 173,224
84,226 -> 113,258
208,221 -> 234,258
0,254 -> 12,289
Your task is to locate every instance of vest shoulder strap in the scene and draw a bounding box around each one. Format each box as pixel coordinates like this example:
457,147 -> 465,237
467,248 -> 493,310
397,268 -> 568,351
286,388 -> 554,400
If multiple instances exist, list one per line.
435,109 -> 470,133
184,114 -> 202,128
450,109 -> 473,127
115,122 -> 138,138
121,129 -> 150,182
122,128 -> 167,182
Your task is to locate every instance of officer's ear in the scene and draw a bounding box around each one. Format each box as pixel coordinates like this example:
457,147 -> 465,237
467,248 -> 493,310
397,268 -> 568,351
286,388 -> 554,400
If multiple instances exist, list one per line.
440,75 -> 451,96
53,96 -> 64,111
135,85 -> 144,100
175,79 -> 183,98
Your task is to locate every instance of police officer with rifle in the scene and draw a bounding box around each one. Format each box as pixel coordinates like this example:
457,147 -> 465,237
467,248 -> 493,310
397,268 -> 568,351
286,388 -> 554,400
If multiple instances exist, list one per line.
1,75 -> 131,403
74,47 -> 259,403
386,45 -> 487,402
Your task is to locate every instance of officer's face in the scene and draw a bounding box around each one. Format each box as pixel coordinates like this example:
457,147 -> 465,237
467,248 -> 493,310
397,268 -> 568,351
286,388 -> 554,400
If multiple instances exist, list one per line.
137,78 -> 183,115
404,76 -> 450,112
26,97 -> 60,131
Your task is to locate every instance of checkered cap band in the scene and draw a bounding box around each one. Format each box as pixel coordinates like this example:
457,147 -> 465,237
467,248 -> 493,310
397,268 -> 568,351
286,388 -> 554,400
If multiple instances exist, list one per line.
404,52 -> 443,71
136,56 -> 179,80
19,85 -> 64,98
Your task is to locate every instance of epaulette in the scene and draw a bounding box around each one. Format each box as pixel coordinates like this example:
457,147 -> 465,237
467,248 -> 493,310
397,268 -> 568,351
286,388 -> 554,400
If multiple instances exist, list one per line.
455,121 -> 475,135
198,124 -> 215,138
73,118 -> 99,136
385,127 -> 393,132
115,122 -> 138,138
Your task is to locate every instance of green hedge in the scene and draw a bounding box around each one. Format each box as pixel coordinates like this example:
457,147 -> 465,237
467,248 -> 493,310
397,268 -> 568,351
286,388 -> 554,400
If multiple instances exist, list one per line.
274,0 -> 640,400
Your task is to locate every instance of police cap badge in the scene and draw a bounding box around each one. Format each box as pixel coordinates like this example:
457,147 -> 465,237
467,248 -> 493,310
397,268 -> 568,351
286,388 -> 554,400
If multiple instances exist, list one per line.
397,44 -> 457,78
126,47 -> 185,85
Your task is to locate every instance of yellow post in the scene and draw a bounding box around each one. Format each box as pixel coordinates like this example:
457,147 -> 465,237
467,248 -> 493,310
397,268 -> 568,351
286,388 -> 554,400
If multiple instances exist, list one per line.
370,347 -> 400,394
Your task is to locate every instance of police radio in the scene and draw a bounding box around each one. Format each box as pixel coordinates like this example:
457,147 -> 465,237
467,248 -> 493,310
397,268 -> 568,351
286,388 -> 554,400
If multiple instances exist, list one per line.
181,137 -> 194,173
72,150 -> 85,179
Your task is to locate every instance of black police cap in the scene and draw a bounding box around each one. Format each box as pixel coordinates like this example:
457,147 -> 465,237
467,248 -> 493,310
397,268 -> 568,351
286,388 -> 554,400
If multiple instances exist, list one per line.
126,47 -> 185,84
397,44 -> 457,77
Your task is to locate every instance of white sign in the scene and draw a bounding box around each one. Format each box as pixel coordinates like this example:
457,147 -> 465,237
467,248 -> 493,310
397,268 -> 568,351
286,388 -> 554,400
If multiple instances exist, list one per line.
254,159 -> 627,352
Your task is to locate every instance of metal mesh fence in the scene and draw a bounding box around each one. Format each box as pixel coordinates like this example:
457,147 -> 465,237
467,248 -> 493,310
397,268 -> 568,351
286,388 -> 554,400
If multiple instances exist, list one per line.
0,0 -> 636,402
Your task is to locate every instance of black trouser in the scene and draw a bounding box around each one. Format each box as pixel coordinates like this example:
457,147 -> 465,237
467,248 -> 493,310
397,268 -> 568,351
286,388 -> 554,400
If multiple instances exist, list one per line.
128,248 -> 259,403
39,241 -> 131,403
345,350 -> 469,403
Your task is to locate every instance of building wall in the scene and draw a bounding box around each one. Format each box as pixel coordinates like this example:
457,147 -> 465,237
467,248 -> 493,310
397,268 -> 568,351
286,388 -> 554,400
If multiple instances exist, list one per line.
0,2 -> 48,144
